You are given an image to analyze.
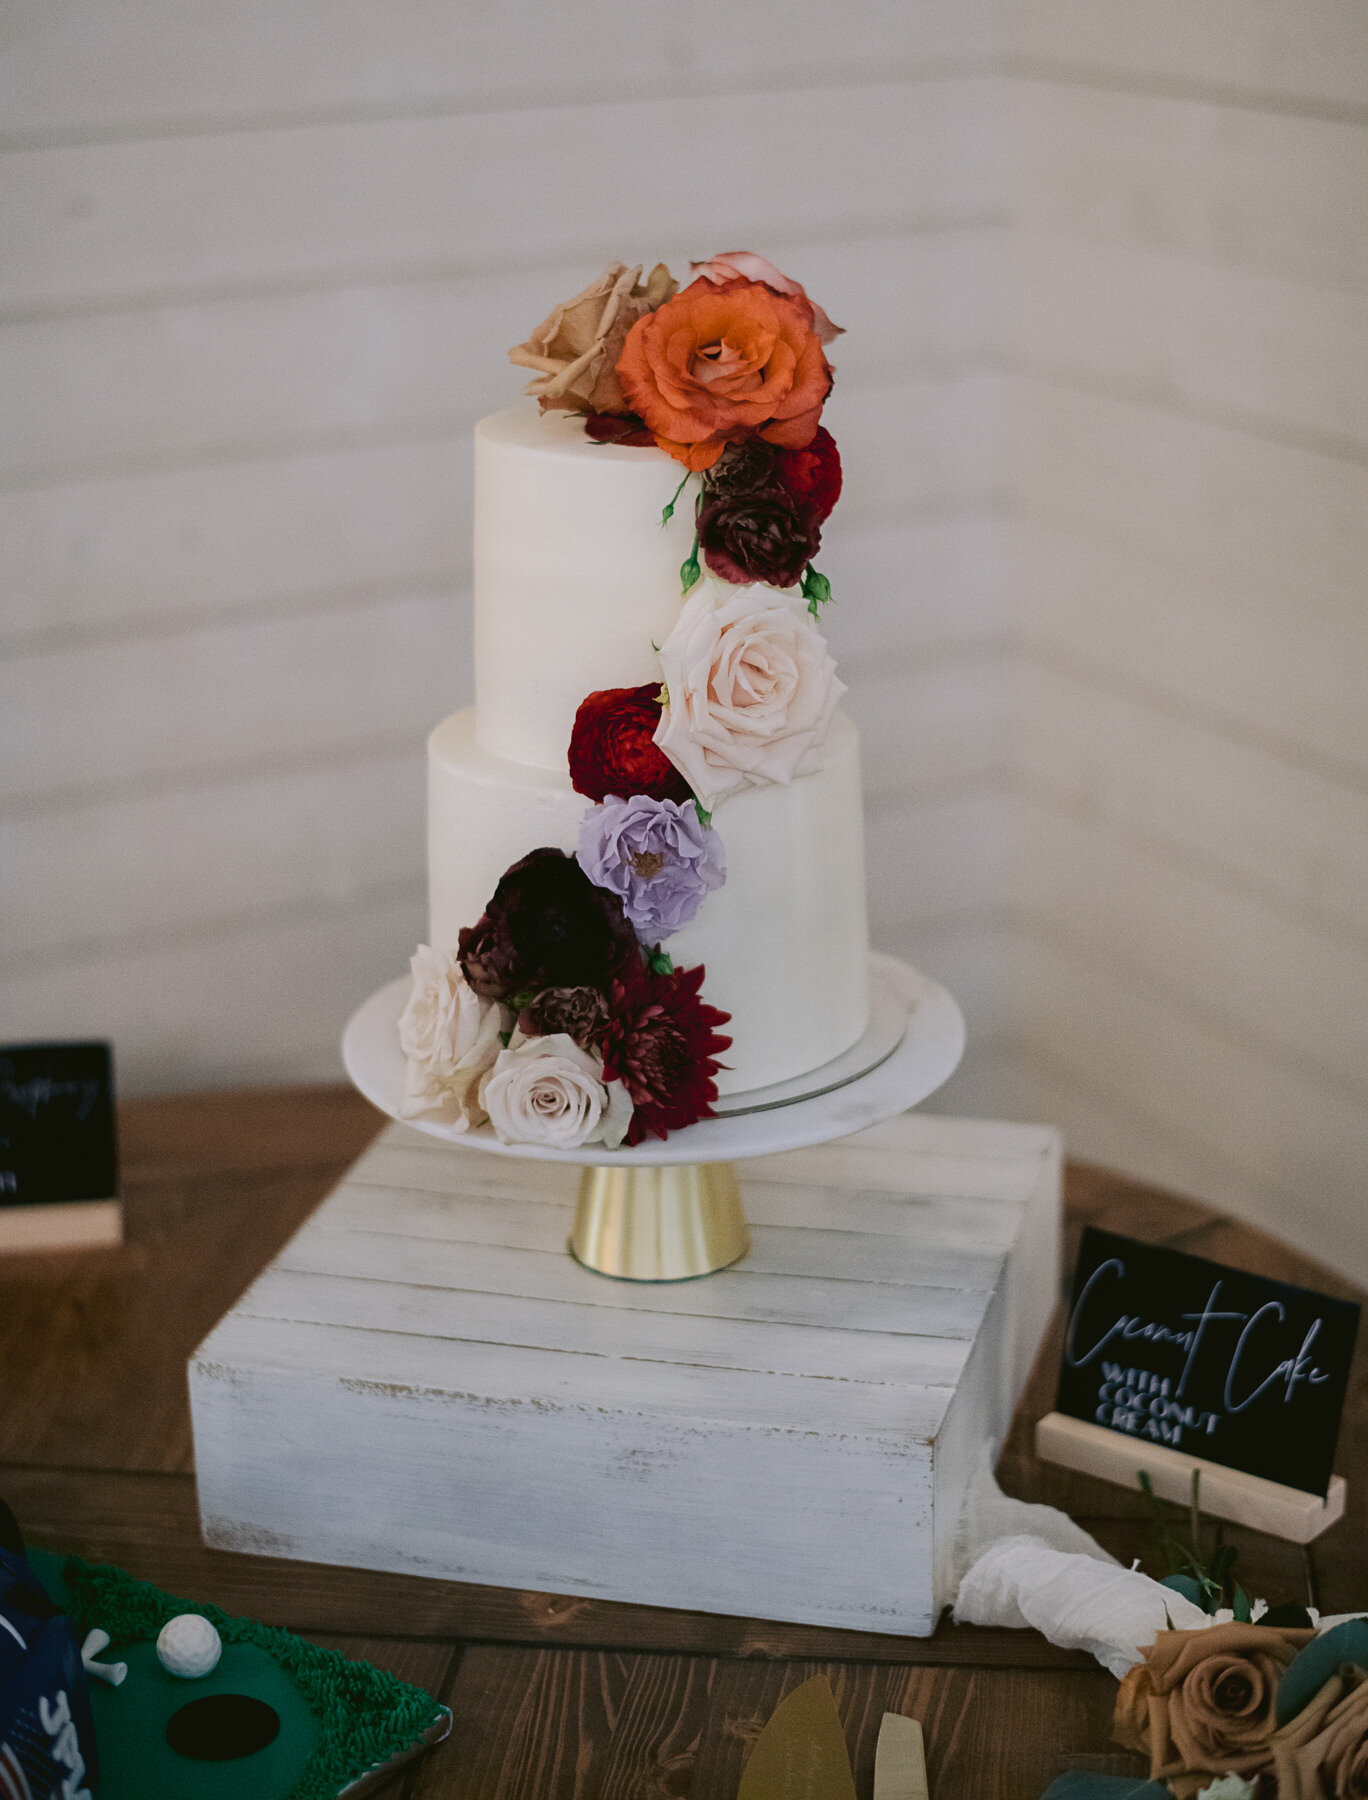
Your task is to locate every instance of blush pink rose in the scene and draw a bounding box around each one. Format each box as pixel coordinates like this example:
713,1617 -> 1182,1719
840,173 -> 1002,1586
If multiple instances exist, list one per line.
653,584 -> 845,809
688,251 -> 844,345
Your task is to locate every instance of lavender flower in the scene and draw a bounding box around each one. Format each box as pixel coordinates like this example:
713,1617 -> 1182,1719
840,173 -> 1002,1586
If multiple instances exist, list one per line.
576,795 -> 725,942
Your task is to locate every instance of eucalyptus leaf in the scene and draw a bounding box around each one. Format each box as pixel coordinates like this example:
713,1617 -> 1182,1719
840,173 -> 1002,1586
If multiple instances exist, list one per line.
1275,1619 -> 1368,1726
1159,1574 -> 1205,1608
1038,1776 -> 1169,1799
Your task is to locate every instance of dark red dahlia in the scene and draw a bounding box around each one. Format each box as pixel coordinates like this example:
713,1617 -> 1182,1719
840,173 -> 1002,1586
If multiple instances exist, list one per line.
568,684 -> 692,804
583,410 -> 656,447
696,485 -> 821,589
601,956 -> 732,1145
458,847 -> 637,1002
774,425 -> 842,525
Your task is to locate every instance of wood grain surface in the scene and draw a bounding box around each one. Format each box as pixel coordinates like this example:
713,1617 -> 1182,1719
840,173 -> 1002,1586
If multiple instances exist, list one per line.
1,1085 -> 1363,1799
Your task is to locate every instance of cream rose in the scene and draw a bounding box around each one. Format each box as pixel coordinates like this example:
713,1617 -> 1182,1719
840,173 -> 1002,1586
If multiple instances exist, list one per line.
653,582 -> 845,808
479,1032 -> 633,1150
508,261 -> 676,415
398,944 -> 506,1130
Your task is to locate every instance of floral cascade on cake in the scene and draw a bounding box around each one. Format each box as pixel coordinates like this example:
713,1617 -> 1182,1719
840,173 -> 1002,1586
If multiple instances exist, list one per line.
401,250 -> 850,1148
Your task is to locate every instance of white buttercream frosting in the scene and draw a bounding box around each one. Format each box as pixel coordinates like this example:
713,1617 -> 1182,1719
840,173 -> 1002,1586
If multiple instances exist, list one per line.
436,404 -> 872,1100
474,407 -> 696,770
428,708 -> 869,1095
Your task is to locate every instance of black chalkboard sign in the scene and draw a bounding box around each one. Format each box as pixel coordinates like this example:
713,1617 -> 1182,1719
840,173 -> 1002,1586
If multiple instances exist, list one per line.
1057,1228 -> 1360,1498
0,1042 -> 118,1209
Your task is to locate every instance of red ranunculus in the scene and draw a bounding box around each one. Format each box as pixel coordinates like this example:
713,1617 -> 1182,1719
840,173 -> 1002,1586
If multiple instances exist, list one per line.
568,684 -> 693,804
775,426 -> 842,525
600,957 -> 732,1144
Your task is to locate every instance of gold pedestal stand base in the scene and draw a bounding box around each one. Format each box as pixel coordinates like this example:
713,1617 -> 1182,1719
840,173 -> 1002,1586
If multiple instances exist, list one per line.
570,1162 -> 750,1281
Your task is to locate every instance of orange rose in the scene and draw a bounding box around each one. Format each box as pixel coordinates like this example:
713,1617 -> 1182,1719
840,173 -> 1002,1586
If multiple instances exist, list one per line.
616,278 -> 832,471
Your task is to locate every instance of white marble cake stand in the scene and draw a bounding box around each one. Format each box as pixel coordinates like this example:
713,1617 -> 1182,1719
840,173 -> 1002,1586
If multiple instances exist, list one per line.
343,952 -> 965,1281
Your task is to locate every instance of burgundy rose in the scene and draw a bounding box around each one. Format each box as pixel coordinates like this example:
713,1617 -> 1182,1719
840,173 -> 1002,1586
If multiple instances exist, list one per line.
568,684 -> 693,804
458,847 -> 637,1002
696,485 -> 821,589
601,956 -> 732,1144
775,425 -> 842,525
583,411 -> 656,447
517,984 -> 610,1049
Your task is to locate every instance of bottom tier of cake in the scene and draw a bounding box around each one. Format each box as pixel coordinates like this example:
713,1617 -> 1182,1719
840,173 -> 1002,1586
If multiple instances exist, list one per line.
428,706 -> 871,1095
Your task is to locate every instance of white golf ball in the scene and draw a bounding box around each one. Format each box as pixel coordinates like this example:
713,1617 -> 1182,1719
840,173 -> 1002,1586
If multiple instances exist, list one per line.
156,1613 -> 222,1680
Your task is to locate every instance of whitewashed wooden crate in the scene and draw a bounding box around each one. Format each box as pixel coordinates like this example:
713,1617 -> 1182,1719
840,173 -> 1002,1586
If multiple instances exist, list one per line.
190,1112 -> 1060,1636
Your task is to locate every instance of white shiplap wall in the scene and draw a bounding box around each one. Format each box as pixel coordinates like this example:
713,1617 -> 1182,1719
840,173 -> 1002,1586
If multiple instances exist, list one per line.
0,3 -> 1009,1105
1004,0 -> 1368,1279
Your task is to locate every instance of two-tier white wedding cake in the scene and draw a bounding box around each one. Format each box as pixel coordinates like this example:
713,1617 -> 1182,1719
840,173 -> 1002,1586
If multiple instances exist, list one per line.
397,251 -> 872,1149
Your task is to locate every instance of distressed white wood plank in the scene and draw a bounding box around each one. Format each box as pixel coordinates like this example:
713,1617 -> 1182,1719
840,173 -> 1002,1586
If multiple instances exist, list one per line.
352,1109 -> 1057,1195
237,1264 -> 979,1386
191,1115 -> 1059,1632
335,1138 -> 1034,1244
197,1308 -> 952,1437
847,652 -> 1008,802
274,1227 -> 1002,1339
1007,0 -> 1368,114
1015,379 -> 1368,610
0,230 -> 1000,480
0,593 -> 466,805
865,788 -> 1011,932
0,438 -> 471,644
1017,657 -> 1368,945
191,1349 -> 940,1630
1015,81 -> 1368,289
1,749 -> 424,967
1010,931 -> 1368,1283
820,512 -> 1008,666
294,1175 -> 1010,1293
1,80 -> 1000,312
0,0 -> 996,140
1016,519 -> 1368,781
1016,794 -> 1368,1095
0,887 -> 425,1096
1016,231 -> 1368,451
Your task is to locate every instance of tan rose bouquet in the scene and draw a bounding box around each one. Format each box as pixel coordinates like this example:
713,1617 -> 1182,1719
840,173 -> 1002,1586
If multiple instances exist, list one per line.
1114,1622 -> 1314,1796
1112,1614 -> 1368,1798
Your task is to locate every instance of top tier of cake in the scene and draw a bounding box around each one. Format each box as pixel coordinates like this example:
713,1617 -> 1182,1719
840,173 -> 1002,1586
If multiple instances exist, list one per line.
473,407 -> 697,769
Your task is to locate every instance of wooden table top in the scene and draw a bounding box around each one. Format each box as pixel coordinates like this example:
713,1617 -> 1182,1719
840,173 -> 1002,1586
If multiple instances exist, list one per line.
1,1086 -> 1363,1800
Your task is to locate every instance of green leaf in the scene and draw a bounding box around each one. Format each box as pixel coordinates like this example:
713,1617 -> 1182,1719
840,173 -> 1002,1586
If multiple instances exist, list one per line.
497,1030 -> 511,1048
801,563 -> 833,617
1276,1620 -> 1368,1726
1232,1584 -> 1253,1623
693,798 -> 712,829
660,470 -> 691,527
1159,1573 -> 1206,1609
645,946 -> 674,976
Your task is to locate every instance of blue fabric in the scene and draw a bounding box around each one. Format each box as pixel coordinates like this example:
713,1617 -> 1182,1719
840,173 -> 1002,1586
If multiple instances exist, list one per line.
0,1543 -> 98,1799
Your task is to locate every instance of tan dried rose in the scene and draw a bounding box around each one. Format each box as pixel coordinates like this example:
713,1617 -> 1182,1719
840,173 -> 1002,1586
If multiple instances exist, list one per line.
1113,1623 -> 1314,1799
508,261 -> 676,415
1271,1670 -> 1368,1799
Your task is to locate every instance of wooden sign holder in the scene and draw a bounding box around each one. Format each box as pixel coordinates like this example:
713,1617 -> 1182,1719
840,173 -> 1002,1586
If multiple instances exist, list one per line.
1035,1410 -> 1347,1545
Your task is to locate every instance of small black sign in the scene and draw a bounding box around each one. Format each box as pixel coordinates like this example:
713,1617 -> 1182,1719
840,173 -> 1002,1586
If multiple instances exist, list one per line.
0,1042 -> 118,1209
1057,1228 -> 1360,1498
